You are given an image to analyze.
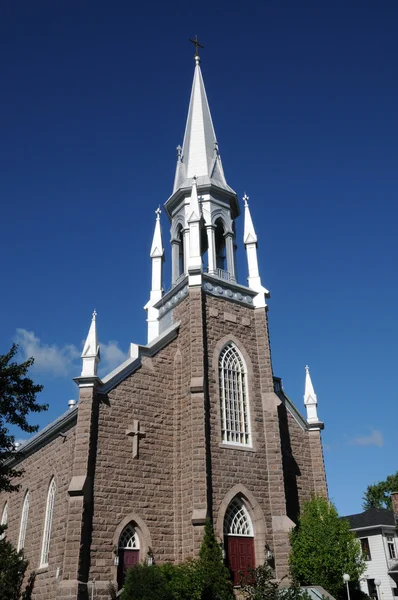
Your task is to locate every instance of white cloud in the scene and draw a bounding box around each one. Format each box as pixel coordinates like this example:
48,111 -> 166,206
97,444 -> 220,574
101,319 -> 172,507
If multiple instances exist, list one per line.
100,341 -> 126,373
15,328 -> 126,379
350,429 -> 383,448
15,329 -> 80,377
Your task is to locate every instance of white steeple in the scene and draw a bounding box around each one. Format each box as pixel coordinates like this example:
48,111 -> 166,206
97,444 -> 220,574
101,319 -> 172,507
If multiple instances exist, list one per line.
145,208 -> 164,343
304,365 -> 319,424
81,310 -> 100,377
173,55 -> 234,195
243,194 -> 268,308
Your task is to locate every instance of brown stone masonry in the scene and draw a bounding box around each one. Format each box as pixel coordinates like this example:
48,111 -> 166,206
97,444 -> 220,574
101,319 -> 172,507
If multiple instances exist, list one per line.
0,423 -> 76,600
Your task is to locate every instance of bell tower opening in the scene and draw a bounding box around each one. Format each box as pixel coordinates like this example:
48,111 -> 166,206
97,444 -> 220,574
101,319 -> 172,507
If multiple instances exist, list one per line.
215,218 -> 227,272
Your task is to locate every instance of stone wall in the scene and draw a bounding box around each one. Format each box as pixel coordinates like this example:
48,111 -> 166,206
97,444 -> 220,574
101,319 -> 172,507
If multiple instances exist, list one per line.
0,422 -> 76,600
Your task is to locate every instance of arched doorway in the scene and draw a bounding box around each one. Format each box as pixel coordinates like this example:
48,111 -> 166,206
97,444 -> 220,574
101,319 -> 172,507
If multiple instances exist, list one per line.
117,523 -> 140,589
224,497 -> 255,586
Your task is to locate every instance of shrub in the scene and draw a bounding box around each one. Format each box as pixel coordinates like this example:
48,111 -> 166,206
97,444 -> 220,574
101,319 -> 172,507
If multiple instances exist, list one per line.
240,563 -> 311,600
0,530 -> 29,600
121,563 -> 173,600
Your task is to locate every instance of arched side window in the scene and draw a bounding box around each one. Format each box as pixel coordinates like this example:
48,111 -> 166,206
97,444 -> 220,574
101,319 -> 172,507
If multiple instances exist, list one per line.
17,491 -> 30,551
0,502 -> 8,540
219,343 -> 251,446
224,497 -> 253,536
119,524 -> 140,549
40,478 -> 56,567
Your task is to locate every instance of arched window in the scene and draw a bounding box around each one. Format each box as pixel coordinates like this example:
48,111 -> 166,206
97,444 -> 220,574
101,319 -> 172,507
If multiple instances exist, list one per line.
224,497 -> 253,536
119,524 -> 140,550
40,478 -> 56,567
219,343 -> 251,445
223,497 -> 255,585
0,502 -> 8,540
17,491 -> 30,551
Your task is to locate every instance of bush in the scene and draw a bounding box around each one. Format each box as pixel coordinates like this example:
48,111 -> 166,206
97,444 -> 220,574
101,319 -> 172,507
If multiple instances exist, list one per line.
121,520 -> 234,600
0,529 -> 29,600
240,563 -> 310,600
121,563 -> 173,600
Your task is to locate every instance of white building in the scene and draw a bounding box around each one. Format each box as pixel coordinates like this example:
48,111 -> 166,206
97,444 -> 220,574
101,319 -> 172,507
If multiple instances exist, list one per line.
346,508 -> 398,600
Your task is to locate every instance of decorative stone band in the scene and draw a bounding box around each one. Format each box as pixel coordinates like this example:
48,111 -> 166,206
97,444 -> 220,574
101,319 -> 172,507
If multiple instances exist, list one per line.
202,273 -> 256,307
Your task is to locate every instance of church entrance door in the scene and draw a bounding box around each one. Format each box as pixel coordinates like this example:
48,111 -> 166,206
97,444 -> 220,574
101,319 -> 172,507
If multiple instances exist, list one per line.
117,523 -> 140,589
223,497 -> 255,586
226,536 -> 255,586
117,549 -> 139,588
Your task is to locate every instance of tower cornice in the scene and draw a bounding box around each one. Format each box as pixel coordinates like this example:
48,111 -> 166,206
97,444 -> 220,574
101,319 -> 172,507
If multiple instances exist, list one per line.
164,181 -> 240,222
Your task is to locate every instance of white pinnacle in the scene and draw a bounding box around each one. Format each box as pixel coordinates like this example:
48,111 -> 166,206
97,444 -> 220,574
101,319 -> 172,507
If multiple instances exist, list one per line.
243,194 -> 258,245
150,207 -> 164,258
188,176 -> 201,222
304,365 -> 319,424
81,310 -> 100,377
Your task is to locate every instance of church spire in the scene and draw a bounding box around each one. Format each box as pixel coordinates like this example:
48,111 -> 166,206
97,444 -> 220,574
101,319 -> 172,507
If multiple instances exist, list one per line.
304,365 -> 320,424
145,208 -> 165,343
173,54 -> 232,194
81,310 -> 100,377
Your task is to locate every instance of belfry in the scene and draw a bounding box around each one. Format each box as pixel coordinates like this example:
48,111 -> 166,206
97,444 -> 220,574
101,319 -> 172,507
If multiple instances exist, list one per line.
0,49 -> 327,599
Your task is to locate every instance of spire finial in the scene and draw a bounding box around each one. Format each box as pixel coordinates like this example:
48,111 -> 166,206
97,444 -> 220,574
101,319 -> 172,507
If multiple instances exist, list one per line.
189,35 -> 204,63
243,193 -> 249,207
155,206 -> 161,221
305,364 -> 310,374
92,309 -> 97,320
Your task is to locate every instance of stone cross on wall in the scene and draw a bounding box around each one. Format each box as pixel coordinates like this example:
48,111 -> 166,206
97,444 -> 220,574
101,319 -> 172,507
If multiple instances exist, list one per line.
126,420 -> 146,459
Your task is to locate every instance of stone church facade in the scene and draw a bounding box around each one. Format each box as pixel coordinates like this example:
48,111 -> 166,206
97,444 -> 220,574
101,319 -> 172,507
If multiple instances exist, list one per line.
0,52 -> 327,599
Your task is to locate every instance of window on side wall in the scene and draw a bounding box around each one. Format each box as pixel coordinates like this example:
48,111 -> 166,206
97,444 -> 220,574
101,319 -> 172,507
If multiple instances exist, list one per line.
360,538 -> 371,561
387,535 -> 396,559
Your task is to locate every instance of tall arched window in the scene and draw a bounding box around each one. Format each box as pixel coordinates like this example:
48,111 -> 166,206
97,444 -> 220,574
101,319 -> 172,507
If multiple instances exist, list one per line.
40,478 -> 56,567
0,502 -> 8,540
17,491 -> 30,551
219,343 -> 251,445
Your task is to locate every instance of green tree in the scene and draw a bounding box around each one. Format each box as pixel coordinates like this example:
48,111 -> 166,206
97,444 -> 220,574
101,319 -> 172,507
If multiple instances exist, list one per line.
290,497 -> 365,600
0,344 -> 47,493
0,530 -> 29,600
362,472 -> 398,511
198,519 -> 234,600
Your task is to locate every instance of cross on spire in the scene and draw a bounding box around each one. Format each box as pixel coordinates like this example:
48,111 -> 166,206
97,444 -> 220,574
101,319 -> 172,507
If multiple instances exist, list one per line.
155,206 -> 161,220
189,35 -> 204,60
243,193 -> 249,207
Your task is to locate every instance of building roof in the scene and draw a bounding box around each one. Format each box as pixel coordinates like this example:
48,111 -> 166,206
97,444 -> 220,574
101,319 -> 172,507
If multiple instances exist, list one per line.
344,508 -> 396,530
172,58 -> 235,196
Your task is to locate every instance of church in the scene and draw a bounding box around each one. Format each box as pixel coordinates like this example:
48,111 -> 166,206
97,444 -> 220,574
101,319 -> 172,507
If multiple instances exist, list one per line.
0,49 -> 327,599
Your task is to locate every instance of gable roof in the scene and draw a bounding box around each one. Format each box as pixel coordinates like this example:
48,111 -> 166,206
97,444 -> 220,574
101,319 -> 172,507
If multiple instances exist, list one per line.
344,508 -> 396,530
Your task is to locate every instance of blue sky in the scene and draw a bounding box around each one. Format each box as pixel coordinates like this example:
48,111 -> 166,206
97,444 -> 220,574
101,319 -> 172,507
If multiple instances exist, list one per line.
1,1 -> 397,517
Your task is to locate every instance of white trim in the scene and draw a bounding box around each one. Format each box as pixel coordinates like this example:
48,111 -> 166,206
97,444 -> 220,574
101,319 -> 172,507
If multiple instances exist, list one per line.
40,478 -> 56,567
17,491 -> 30,551
351,524 -> 396,532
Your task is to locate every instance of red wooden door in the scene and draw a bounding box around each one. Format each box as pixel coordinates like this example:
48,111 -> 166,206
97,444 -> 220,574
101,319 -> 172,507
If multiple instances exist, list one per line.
117,549 -> 139,588
227,536 -> 255,586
